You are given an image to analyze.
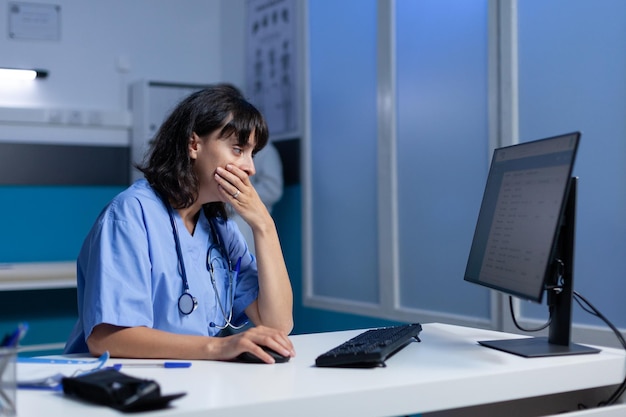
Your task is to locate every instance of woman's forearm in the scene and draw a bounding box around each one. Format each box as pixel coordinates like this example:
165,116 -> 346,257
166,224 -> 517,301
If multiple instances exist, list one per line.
87,324 -> 215,359
250,218 -> 294,333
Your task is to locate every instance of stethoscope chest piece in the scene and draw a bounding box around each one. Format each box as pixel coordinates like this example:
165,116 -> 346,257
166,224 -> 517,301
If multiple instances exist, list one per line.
178,291 -> 198,315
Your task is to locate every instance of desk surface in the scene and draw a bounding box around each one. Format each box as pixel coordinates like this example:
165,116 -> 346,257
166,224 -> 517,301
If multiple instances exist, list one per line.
16,323 -> 626,416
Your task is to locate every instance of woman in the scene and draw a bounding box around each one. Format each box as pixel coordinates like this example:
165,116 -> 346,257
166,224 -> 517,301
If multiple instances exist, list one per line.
65,85 -> 294,364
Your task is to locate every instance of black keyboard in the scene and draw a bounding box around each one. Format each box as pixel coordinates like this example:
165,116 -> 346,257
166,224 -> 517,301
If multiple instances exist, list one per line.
315,323 -> 422,368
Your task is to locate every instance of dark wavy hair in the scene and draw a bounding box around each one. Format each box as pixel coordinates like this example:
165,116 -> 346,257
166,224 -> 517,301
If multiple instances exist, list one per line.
137,84 -> 269,219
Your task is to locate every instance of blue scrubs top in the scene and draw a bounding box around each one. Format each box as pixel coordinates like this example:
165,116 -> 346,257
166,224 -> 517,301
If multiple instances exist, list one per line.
64,179 -> 259,354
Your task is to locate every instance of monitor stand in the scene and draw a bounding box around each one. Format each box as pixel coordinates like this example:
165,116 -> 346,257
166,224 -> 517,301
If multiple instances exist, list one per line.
478,337 -> 600,358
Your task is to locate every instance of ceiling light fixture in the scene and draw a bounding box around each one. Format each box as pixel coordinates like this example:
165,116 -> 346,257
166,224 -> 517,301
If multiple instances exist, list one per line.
0,68 -> 48,81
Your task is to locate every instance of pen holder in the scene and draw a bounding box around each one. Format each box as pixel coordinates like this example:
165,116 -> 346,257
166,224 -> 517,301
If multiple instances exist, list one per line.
0,347 -> 16,417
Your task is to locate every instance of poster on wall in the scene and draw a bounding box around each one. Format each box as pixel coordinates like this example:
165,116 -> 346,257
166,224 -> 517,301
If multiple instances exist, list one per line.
246,0 -> 298,139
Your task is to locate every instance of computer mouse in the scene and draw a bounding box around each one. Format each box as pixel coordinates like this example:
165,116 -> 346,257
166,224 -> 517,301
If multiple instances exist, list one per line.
235,346 -> 290,364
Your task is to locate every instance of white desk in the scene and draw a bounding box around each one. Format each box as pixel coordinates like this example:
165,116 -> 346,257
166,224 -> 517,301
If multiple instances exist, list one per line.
16,323 -> 626,416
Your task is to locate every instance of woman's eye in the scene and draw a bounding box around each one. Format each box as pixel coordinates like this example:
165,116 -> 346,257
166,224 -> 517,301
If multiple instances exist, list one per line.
233,147 -> 243,155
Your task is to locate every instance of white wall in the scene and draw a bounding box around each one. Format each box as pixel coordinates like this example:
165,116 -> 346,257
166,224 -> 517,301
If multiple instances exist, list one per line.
219,0 -> 247,89
0,0 -> 224,111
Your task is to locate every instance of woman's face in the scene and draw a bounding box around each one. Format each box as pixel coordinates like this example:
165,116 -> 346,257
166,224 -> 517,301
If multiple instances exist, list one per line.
189,128 -> 257,204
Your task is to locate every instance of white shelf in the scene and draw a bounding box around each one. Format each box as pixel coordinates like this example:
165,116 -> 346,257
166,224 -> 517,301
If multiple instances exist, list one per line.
0,261 -> 76,291
0,106 -> 132,128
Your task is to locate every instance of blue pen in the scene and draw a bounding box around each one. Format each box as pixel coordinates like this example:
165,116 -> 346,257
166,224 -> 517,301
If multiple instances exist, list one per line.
2,322 -> 28,348
113,362 -> 192,369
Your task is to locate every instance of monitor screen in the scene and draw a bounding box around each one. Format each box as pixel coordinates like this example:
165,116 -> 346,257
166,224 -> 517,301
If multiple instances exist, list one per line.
464,132 -> 580,303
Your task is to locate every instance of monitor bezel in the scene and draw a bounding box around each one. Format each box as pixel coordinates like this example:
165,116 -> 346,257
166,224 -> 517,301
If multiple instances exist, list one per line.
463,131 -> 581,303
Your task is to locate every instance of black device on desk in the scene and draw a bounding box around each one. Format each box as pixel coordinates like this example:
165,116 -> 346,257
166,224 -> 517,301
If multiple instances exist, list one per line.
236,346 -> 290,364
315,323 -> 422,368
464,132 -> 600,358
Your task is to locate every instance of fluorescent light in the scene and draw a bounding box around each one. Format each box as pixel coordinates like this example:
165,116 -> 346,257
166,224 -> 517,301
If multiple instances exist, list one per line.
0,68 -> 48,81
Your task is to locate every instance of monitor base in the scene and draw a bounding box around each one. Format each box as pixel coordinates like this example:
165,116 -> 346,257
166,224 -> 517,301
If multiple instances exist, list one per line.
479,336 -> 601,358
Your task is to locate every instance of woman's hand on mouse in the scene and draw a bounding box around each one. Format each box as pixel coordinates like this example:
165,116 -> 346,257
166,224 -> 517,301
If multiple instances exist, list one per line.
212,325 -> 295,364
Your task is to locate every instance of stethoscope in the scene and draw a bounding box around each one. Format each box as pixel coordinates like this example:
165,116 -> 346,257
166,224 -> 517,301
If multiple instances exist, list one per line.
162,197 -> 245,330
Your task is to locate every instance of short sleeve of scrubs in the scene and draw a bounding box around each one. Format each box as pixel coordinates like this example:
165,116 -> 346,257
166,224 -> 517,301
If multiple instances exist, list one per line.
79,191 -> 158,339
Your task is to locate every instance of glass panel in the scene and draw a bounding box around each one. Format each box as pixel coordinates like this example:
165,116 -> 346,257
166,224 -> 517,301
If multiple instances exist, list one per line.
396,0 -> 491,318
518,0 -> 626,327
309,0 -> 379,303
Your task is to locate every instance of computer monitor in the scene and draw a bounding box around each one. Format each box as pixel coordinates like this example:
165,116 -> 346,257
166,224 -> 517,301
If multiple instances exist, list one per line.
464,132 -> 600,357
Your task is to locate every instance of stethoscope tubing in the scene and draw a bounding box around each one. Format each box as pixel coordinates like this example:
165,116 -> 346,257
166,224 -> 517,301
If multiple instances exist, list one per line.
160,194 -> 245,329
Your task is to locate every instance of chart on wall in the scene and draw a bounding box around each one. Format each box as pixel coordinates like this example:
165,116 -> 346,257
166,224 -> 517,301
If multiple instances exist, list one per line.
246,0 -> 298,138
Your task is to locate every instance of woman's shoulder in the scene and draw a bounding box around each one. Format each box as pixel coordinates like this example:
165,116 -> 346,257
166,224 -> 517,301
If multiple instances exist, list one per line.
103,179 -> 163,220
